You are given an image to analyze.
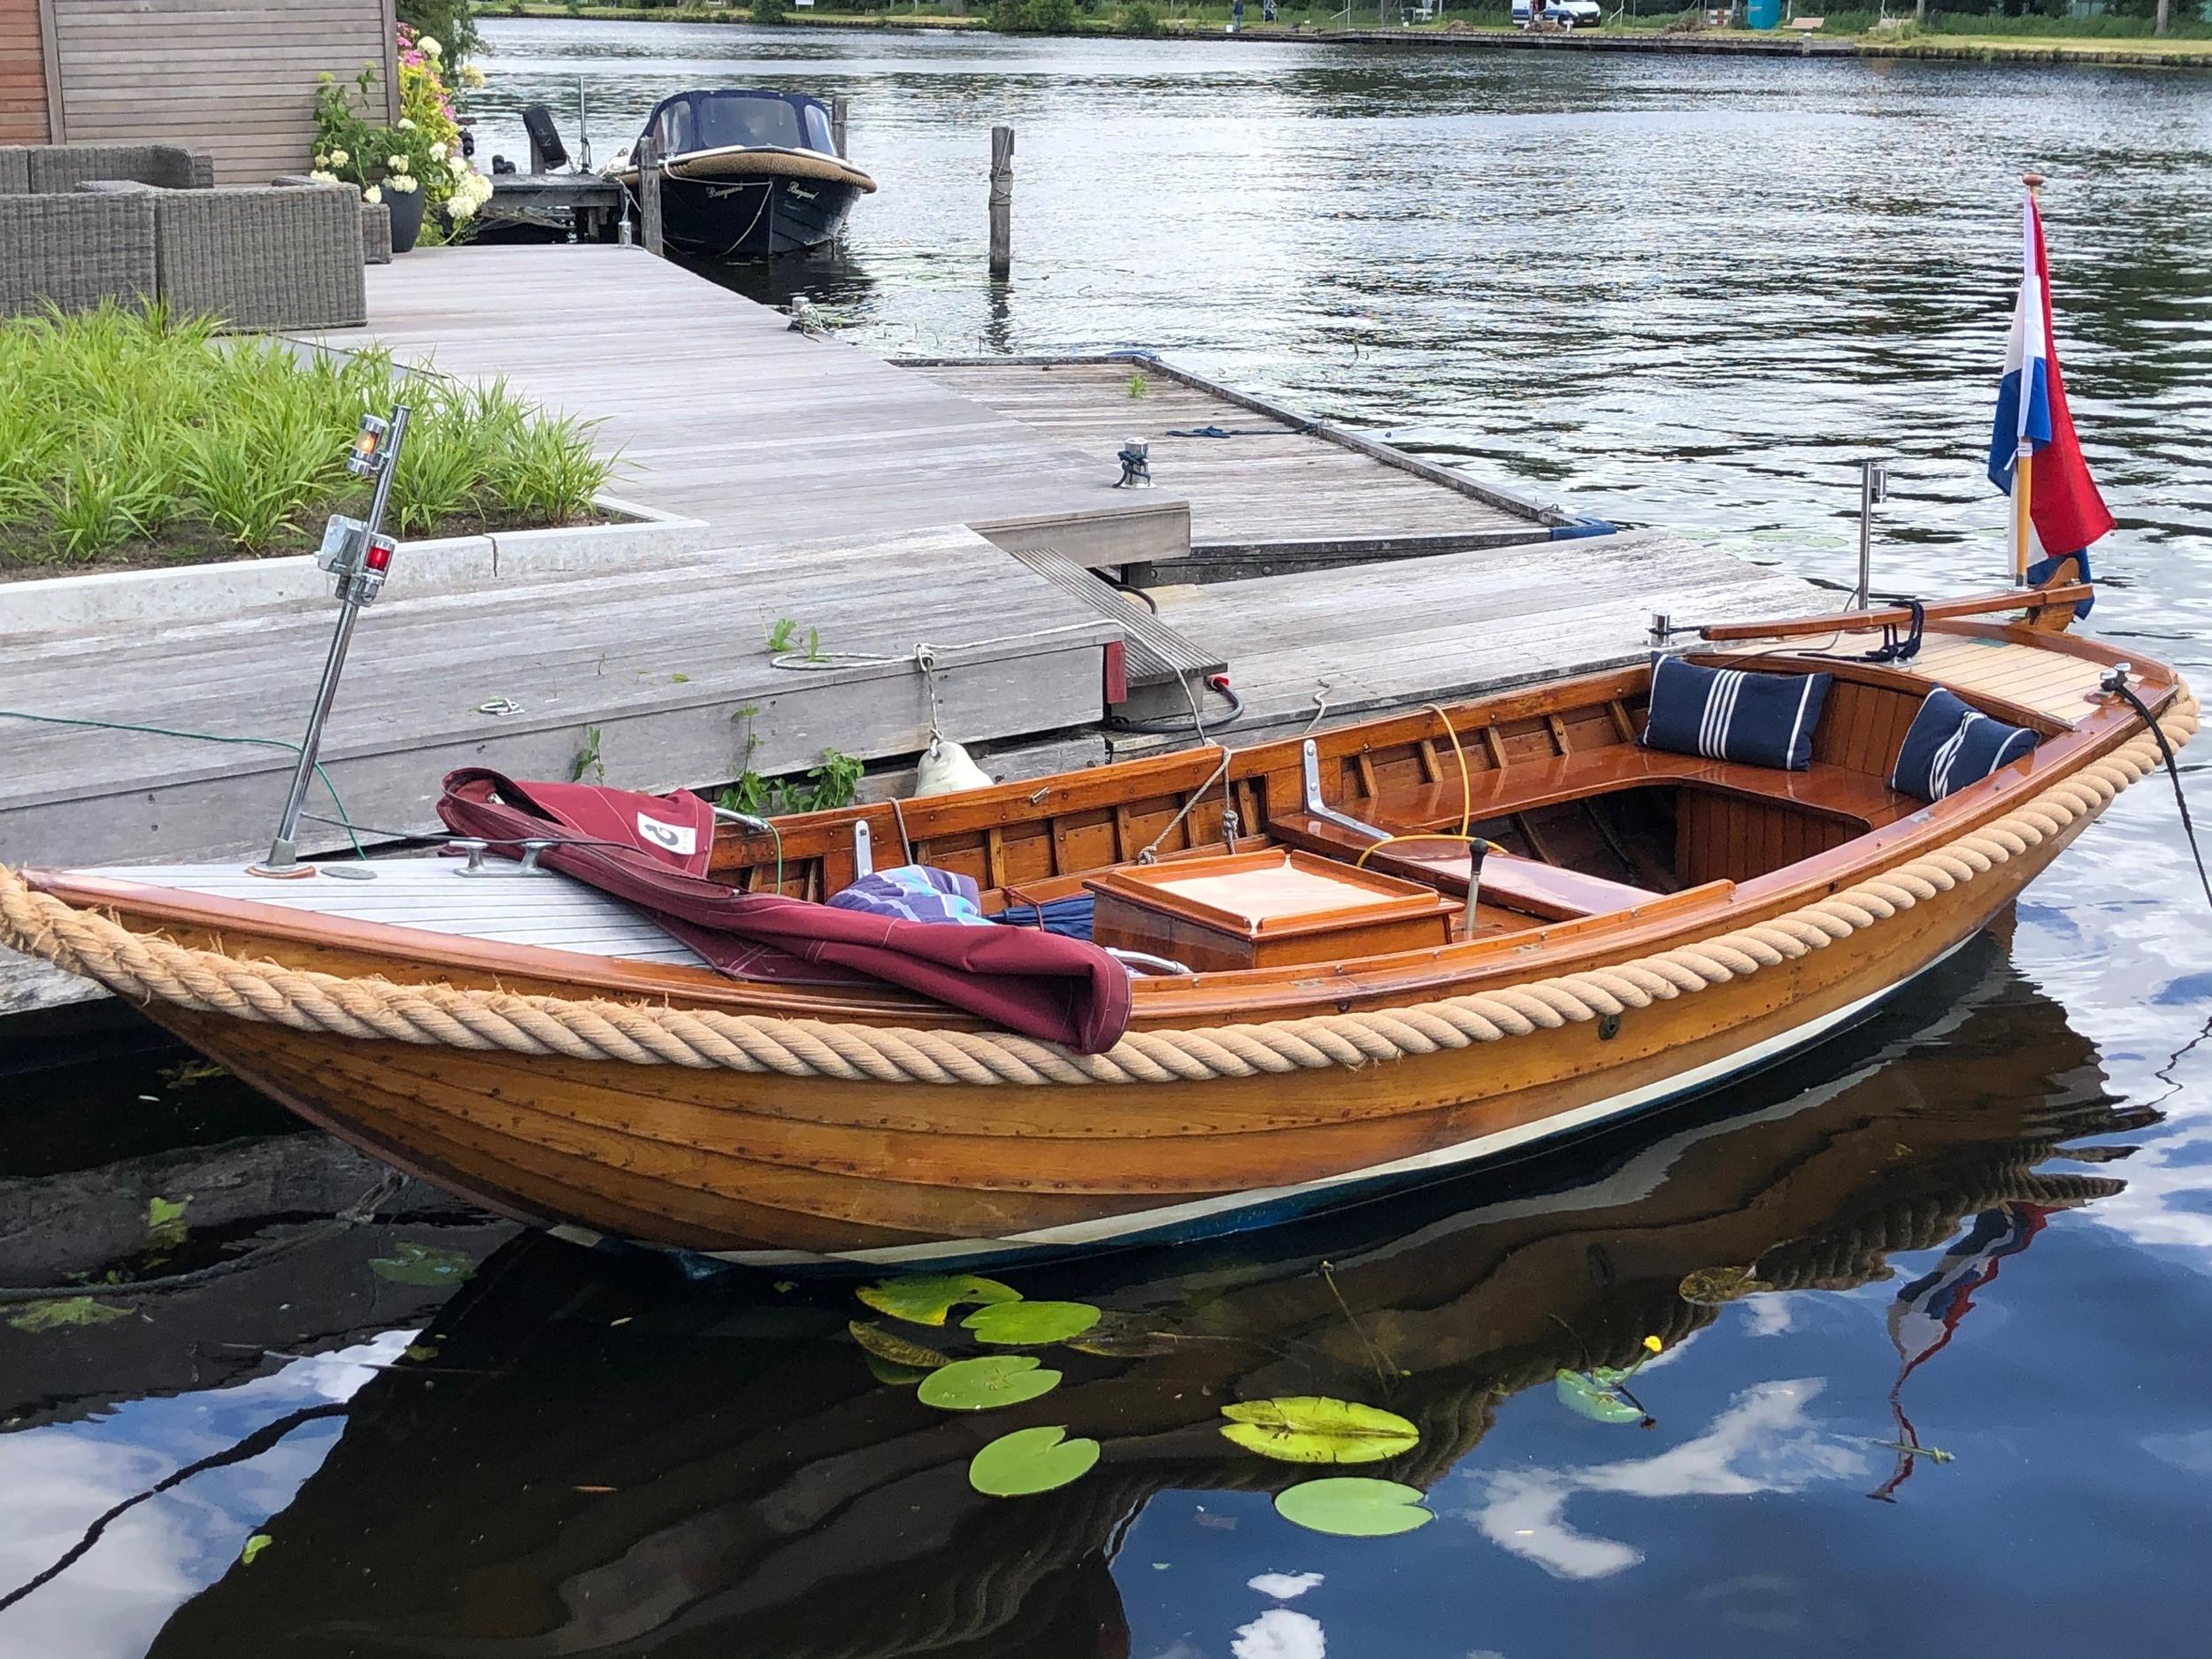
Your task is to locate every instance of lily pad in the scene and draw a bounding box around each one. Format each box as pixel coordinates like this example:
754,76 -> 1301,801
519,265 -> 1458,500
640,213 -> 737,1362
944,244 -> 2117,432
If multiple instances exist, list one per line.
916,1354 -> 1063,1411
1678,1265 -> 1770,1306
961,1300 -> 1102,1347
864,1355 -> 936,1386
856,1272 -> 1021,1328
7,1296 -> 134,1333
1273,1477 -> 1434,1537
849,1319 -> 951,1370
1219,1396 -> 1420,1464
240,1533 -> 272,1565
968,1425 -> 1100,1497
368,1242 -> 476,1286
1555,1368 -> 1647,1425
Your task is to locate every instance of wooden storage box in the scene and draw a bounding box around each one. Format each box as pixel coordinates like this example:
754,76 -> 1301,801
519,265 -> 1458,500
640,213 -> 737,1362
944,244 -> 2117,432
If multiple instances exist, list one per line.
1086,849 -> 1455,972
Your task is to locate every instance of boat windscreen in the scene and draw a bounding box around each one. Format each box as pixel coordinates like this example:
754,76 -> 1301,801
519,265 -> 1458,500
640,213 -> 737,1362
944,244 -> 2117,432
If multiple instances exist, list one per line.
692,95 -> 810,152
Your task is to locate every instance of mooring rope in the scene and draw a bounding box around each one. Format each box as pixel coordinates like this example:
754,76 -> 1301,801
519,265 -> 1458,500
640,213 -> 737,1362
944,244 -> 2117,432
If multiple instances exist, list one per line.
0,685 -> 2193,1087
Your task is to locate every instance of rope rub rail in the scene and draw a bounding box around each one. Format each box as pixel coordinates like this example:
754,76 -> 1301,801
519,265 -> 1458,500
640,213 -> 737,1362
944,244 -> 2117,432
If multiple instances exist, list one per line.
0,686 -> 2195,1088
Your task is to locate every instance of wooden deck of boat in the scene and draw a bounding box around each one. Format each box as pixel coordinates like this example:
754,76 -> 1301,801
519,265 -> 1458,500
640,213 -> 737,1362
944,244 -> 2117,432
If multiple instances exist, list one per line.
906,356 -> 1563,565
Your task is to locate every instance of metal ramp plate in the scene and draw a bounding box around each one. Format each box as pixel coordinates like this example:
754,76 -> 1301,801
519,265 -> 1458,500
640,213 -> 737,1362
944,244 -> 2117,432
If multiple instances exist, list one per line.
1001,544 -> 1228,721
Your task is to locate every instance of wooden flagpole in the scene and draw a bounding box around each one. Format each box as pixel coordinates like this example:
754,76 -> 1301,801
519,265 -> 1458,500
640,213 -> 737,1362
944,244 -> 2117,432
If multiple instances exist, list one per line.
2013,172 -> 2042,585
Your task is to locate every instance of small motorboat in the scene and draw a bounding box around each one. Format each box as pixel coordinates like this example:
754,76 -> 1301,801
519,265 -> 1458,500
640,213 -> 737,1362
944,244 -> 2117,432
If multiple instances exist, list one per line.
4,577 -> 2193,1270
605,88 -> 876,259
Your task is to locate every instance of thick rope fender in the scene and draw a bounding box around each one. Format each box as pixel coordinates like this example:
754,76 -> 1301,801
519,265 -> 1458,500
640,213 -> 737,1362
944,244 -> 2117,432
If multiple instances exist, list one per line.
0,687 -> 2195,1087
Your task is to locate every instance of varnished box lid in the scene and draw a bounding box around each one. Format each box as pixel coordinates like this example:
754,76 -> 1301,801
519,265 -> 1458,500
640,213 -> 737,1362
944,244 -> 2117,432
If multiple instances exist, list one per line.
1086,849 -> 1454,942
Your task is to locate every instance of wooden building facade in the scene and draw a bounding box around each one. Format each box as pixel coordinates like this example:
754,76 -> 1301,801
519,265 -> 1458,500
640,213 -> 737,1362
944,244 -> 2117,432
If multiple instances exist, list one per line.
3,0 -> 396,180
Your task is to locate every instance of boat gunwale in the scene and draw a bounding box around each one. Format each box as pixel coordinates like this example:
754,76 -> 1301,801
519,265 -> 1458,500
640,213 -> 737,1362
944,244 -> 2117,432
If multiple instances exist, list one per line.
24,621 -> 2173,1034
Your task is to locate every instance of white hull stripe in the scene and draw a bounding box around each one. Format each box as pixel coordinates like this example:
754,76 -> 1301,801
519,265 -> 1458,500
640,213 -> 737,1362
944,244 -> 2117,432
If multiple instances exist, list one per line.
545,938 -> 1973,1270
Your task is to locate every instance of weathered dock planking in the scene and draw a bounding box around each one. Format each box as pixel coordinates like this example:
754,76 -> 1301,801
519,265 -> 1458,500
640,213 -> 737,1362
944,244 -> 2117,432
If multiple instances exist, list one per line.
904,355 -> 1566,575
298,247 -> 1191,568
1148,529 -> 1824,741
0,523 -> 1118,872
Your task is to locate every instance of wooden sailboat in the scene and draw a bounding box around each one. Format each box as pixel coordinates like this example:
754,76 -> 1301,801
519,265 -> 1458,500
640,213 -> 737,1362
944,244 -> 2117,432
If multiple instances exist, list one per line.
2,581 -> 2193,1267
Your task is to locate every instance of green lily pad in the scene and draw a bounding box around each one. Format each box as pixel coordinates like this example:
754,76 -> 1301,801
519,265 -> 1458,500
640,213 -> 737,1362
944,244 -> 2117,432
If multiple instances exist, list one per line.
1555,1368 -> 1647,1425
7,1296 -> 134,1333
1274,1477 -> 1434,1537
849,1319 -> 951,1370
916,1354 -> 1063,1411
240,1533 -> 272,1565
1678,1265 -> 1770,1305
1219,1396 -> 1420,1464
856,1272 -> 1021,1328
968,1425 -> 1100,1497
864,1355 -> 936,1386
368,1242 -> 476,1286
960,1300 -> 1102,1347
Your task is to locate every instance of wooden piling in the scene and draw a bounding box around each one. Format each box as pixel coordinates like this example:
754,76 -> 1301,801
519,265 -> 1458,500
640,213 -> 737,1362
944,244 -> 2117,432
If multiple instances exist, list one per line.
831,96 -> 849,158
988,125 -> 1013,280
638,134 -> 664,258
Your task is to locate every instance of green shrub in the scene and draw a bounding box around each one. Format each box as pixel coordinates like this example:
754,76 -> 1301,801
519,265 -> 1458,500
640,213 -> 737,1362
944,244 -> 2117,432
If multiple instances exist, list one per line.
754,0 -> 791,19
1121,0 -> 1163,31
0,303 -> 616,569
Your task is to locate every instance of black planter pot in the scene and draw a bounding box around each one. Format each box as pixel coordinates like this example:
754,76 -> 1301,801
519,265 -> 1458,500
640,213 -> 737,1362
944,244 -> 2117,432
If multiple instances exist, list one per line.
383,184 -> 426,254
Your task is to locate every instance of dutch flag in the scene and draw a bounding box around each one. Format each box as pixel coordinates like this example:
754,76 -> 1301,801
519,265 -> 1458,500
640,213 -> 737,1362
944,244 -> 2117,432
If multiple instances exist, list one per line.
1987,190 -> 2115,605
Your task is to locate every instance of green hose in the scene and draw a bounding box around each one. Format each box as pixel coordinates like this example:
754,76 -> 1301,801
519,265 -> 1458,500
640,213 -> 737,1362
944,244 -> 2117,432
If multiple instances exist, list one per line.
0,710 -> 366,859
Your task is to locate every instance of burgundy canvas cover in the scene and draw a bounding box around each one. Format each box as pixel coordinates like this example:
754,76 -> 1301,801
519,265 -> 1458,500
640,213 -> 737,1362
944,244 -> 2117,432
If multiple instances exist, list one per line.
437,770 -> 1132,1054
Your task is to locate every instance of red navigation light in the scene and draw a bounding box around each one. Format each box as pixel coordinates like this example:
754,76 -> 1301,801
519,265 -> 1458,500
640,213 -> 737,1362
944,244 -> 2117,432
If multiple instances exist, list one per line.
365,540 -> 393,573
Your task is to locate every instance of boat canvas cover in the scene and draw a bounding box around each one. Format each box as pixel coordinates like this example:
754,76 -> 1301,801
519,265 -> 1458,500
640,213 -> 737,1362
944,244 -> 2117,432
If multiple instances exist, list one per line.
437,771 -> 1131,1053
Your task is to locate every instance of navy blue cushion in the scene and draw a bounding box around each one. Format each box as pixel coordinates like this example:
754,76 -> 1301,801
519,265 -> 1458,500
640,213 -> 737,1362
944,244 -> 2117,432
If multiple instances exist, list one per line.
1889,687 -> 2037,803
1641,656 -> 1832,772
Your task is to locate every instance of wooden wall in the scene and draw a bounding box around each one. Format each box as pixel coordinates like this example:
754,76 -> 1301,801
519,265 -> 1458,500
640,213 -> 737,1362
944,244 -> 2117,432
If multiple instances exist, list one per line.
39,0 -> 396,182
1,0 -> 52,142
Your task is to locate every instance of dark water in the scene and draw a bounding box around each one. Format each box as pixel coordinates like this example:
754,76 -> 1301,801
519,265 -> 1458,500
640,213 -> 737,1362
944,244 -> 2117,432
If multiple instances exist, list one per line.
4,25 -> 2211,1659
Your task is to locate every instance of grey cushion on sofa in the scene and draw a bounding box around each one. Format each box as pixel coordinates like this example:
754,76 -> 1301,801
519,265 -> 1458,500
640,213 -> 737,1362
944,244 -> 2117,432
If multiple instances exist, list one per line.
0,193 -> 157,316
27,143 -> 215,193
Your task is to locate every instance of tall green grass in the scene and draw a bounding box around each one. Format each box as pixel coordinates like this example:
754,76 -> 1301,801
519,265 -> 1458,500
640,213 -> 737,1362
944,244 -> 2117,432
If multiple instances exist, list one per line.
0,303 -> 618,569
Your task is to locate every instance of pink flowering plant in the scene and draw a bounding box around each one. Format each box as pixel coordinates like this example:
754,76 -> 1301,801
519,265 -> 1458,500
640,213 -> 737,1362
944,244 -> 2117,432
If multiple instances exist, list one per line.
311,27 -> 490,227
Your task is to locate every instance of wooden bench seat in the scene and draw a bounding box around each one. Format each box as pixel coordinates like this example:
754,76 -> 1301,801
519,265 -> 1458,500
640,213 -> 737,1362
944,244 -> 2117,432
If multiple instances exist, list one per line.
1271,810 -> 1665,923
1361,745 -> 1917,834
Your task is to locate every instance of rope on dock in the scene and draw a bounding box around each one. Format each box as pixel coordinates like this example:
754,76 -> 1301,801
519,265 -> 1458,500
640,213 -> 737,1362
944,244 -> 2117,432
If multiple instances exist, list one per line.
0,684 -> 2195,1087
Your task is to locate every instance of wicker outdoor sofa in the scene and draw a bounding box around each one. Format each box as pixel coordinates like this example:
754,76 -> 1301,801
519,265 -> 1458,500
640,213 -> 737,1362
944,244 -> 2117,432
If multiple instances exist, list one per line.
2,143 -> 381,329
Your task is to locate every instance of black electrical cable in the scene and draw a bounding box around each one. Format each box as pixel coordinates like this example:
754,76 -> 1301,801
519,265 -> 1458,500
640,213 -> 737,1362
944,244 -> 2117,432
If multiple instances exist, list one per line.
1108,679 -> 1244,736
2105,670 -> 2212,912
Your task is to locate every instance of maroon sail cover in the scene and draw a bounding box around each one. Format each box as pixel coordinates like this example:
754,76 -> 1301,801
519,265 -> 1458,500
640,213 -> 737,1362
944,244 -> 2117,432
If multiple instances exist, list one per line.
437,770 -> 1131,1054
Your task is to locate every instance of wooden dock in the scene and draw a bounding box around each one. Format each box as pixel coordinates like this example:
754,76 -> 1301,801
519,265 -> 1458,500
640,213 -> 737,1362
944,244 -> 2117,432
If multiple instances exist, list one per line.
907,355 -> 1567,579
300,247 -> 1191,569
2,243 -> 1826,1019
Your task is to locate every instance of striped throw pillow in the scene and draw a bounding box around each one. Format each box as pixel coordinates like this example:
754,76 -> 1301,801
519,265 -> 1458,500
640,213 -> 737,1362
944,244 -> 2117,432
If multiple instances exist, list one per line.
1641,656 -> 1832,772
1890,687 -> 2037,803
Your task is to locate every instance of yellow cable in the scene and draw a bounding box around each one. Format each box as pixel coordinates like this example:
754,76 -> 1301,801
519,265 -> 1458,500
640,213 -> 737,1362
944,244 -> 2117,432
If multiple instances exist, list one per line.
1421,702 -> 1473,837
1353,833 -> 1494,871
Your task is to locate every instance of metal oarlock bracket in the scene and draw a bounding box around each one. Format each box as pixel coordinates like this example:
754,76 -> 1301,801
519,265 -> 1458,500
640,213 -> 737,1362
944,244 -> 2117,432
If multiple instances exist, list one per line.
250,405 -> 411,879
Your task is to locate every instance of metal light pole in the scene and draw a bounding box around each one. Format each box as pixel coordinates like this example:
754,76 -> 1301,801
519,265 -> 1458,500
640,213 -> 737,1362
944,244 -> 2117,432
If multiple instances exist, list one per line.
1853,456 -> 1889,611
250,405 -> 411,879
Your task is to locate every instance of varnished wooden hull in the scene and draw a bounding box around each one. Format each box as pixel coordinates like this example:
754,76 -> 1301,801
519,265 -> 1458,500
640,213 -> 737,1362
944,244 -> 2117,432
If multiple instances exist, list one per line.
27,617 -> 2177,1265
131,815 -> 2060,1263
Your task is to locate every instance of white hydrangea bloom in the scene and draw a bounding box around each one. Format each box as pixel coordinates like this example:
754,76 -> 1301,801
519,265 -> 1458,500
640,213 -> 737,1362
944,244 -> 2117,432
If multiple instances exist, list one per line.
364,184 -> 382,204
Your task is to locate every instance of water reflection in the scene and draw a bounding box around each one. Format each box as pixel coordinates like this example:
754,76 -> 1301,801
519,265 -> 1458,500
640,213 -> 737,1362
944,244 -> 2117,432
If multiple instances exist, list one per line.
137,938 -> 2144,1657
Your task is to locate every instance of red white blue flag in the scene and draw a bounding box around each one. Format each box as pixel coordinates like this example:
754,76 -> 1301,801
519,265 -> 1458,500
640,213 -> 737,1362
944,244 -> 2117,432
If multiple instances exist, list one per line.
1987,193 -> 2115,598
